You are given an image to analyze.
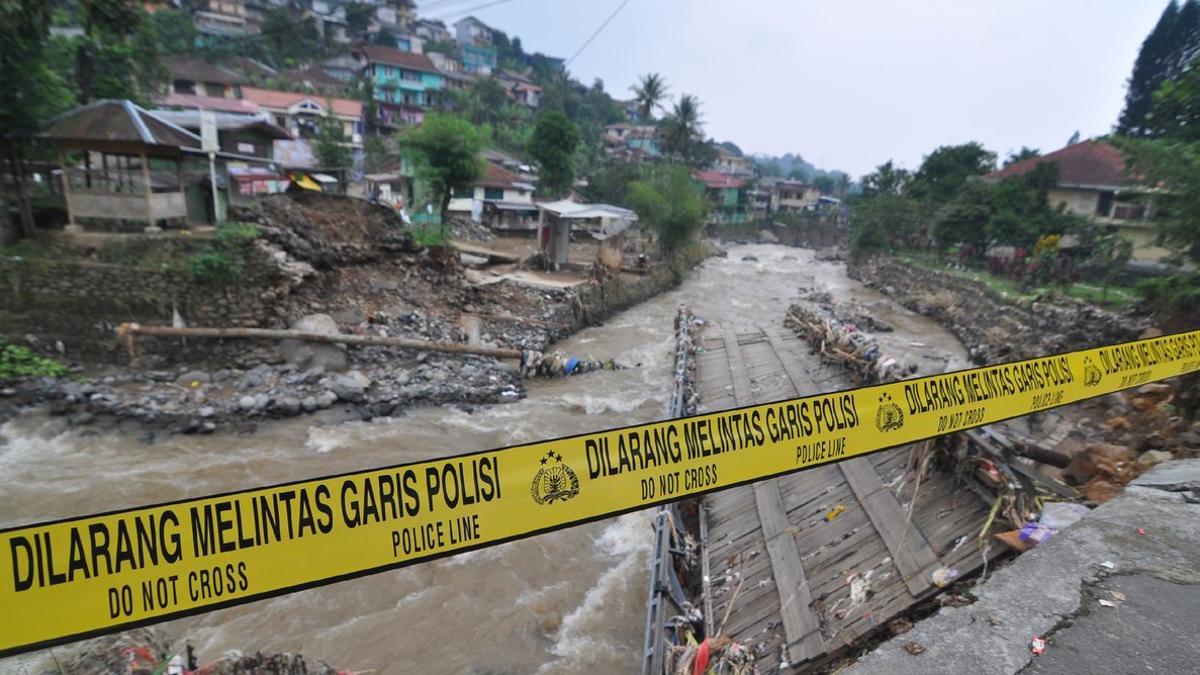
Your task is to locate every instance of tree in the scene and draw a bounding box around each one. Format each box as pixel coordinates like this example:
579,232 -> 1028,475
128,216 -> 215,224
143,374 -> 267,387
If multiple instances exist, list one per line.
1118,0 -> 1200,135
629,165 -> 705,253
1147,57 -> 1200,140
860,160 -> 910,197
1004,147 -> 1041,167
583,162 -> 645,206
811,174 -> 836,194
850,194 -> 923,254
72,1 -> 163,105
630,73 -> 668,120
1119,137 -> 1200,263
909,142 -> 996,204
405,113 -> 485,221
660,94 -> 706,165
314,115 -> 351,171
527,110 -> 581,198
344,2 -> 375,35
1,0 -> 76,240
150,9 -> 197,53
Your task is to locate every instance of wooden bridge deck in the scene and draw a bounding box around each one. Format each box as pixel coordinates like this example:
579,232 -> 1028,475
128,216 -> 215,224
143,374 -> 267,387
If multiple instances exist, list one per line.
699,325 -> 1000,671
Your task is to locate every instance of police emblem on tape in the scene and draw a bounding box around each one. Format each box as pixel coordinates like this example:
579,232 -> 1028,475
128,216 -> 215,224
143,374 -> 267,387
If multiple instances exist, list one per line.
1083,357 -> 1102,388
875,392 -> 904,432
531,450 -> 580,504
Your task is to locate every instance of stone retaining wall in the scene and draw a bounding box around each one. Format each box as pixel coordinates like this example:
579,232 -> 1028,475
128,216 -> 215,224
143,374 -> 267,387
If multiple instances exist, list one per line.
0,245 -> 299,361
848,255 -> 1148,364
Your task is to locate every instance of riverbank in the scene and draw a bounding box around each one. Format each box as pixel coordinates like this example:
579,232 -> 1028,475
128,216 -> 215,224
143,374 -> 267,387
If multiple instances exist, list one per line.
0,195 -> 710,437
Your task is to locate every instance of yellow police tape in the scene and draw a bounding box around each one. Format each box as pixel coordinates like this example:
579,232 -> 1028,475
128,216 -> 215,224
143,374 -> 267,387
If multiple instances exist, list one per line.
2,330 -> 1199,656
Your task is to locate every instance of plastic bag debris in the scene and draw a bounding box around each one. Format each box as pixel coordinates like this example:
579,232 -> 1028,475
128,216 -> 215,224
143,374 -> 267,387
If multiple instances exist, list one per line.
1038,502 -> 1090,530
1019,522 -> 1055,546
1030,636 -> 1047,655
1100,560 -> 1116,570
825,504 -> 846,522
904,642 -> 925,655
1098,599 -> 1116,607
931,566 -> 960,588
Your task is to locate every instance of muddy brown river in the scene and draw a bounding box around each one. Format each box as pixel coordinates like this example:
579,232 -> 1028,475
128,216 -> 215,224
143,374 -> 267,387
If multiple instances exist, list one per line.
0,245 -> 966,673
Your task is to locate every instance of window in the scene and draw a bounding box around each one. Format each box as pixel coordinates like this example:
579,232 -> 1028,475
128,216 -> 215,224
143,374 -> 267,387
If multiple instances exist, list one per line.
484,188 -> 504,200
454,186 -> 474,198
1097,191 -> 1114,217
203,81 -> 225,96
173,79 -> 196,95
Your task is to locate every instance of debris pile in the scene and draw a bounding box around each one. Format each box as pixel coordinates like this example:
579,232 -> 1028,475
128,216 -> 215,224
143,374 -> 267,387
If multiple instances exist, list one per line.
848,255 -> 1147,363
785,302 -> 914,385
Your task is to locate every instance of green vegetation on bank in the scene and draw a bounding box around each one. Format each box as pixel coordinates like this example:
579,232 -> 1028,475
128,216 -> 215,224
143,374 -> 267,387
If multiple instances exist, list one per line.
0,340 -> 69,381
849,1 -> 1200,320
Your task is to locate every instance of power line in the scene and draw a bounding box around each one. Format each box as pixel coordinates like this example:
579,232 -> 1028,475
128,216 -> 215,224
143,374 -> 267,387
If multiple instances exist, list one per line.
428,0 -> 521,22
565,0 -> 631,66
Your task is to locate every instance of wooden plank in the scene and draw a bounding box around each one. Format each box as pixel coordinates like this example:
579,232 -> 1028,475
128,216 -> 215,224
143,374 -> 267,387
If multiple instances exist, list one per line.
764,327 -> 818,395
719,324 -> 826,662
753,482 -> 825,660
839,458 -> 939,596
721,324 -> 754,406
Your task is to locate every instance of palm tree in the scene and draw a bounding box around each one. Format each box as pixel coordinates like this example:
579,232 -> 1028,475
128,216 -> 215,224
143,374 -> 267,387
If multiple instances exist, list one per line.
631,72 -> 668,121
661,94 -> 704,164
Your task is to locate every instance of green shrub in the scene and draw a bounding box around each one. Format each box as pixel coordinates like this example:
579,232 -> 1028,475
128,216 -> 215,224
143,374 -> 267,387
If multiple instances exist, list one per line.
1137,273 -> 1200,319
0,341 -> 69,381
215,222 -> 260,248
188,250 -> 242,284
411,223 -> 449,248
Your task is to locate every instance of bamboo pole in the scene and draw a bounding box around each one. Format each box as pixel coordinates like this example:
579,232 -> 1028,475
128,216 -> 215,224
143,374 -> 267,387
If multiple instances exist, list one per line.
115,323 -> 524,360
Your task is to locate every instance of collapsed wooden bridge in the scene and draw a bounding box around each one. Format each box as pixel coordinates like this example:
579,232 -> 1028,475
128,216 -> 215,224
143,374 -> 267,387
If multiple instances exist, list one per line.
695,324 -> 1003,671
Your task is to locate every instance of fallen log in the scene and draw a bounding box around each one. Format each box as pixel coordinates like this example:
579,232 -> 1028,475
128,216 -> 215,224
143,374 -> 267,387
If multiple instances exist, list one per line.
115,322 -> 523,360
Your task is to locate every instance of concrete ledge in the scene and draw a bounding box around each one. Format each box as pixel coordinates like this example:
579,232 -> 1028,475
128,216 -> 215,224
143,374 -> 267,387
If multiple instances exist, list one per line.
845,460 -> 1200,675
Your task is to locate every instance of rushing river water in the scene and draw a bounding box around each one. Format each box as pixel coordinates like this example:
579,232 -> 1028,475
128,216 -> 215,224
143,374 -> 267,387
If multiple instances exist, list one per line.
0,244 -> 967,674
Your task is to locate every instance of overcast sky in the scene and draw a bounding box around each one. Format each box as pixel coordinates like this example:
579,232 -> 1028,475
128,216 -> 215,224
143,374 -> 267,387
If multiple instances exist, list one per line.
417,0 -> 1167,178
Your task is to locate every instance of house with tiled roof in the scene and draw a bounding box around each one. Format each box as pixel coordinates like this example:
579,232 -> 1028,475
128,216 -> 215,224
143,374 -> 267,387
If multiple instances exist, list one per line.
357,45 -> 445,127
240,87 -> 364,151
449,160 -> 538,231
984,140 -> 1165,261
161,55 -> 244,99
693,171 -> 750,225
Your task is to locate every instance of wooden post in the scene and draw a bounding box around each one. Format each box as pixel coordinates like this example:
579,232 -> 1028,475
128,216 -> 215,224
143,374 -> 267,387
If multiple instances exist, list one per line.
59,148 -> 79,232
141,151 -> 159,233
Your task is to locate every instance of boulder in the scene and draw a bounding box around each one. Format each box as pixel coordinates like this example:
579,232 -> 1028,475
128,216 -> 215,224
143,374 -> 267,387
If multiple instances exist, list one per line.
279,314 -> 348,373
1137,450 -> 1173,468
327,374 -> 366,403
175,370 -> 211,387
756,229 -> 779,244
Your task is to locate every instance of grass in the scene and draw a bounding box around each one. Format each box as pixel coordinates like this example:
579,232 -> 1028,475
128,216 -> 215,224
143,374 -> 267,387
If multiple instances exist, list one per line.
893,250 -> 1138,309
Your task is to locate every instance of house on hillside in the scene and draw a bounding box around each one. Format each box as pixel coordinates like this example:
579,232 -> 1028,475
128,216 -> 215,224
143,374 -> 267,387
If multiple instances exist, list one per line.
191,0 -> 249,37
427,52 -> 476,93
713,147 -> 753,178
411,18 -> 452,44
766,178 -> 820,213
497,69 -> 541,109
161,56 -> 243,99
983,140 -> 1166,262
318,55 -> 366,83
448,162 -> 538,231
371,0 -> 417,35
537,200 -> 638,270
454,16 -> 498,74
358,46 -> 445,127
603,123 -> 660,161
240,87 -> 364,153
300,0 -> 350,43
615,99 -> 642,123
149,109 -> 292,211
693,171 -> 749,225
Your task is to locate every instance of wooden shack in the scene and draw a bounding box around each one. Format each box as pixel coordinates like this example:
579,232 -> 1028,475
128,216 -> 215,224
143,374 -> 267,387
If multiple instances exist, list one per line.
41,100 -> 202,232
